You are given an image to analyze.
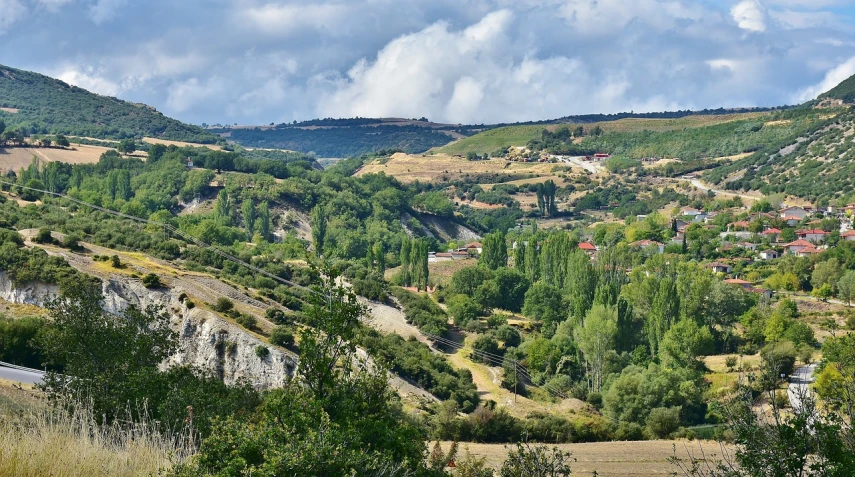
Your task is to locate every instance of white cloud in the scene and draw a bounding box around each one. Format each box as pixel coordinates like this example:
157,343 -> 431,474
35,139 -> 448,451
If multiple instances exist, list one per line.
35,0 -> 73,12
89,0 -> 126,24
771,9 -> 845,30
317,10 -> 691,124
795,56 -> 855,102
731,0 -> 767,32
0,0 -> 27,34
241,3 -> 351,36
560,0 -> 704,34
166,77 -> 225,113
56,66 -> 120,96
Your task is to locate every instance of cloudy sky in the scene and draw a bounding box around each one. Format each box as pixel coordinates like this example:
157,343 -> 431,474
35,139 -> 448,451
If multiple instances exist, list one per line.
2,0 -> 855,125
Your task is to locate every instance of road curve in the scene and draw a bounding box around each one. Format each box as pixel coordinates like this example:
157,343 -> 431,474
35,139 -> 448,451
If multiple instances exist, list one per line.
688,179 -> 760,201
787,364 -> 816,413
0,365 -> 44,385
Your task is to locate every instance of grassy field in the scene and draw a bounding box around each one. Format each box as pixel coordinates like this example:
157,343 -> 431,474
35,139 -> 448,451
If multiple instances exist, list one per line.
439,439 -> 727,476
143,137 -> 222,150
435,113 -> 769,155
356,152 -> 568,183
0,145 -> 111,172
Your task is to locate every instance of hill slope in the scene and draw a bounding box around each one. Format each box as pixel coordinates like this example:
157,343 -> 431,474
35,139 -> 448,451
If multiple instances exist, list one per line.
0,65 -> 217,143
819,73 -> 855,103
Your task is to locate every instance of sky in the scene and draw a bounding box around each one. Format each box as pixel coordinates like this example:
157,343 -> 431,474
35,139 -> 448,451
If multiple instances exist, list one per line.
2,0 -> 855,126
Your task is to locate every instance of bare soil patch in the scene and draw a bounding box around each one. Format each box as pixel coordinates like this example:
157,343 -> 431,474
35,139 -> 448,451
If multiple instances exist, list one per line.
356,153 -> 560,184
0,145 -> 109,172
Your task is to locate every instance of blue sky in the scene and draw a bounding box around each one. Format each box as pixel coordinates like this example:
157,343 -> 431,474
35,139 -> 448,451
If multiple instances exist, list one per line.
2,0 -> 855,125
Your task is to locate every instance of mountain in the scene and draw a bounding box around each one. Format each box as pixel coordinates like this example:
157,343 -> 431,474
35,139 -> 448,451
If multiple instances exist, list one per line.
0,65 -> 218,143
819,72 -> 855,103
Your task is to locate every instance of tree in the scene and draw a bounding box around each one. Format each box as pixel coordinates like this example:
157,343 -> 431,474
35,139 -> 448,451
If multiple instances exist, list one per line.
214,189 -> 231,224
659,319 -> 714,370
242,198 -> 256,238
448,294 -> 480,328
54,134 -> 70,148
399,237 -> 412,287
646,407 -> 681,438
373,242 -> 386,274
812,258 -> 843,292
142,273 -> 162,288
480,231 -> 508,270
256,201 -> 271,241
492,267 -> 530,312
40,138 -> 52,148
837,270 -> 855,305
311,203 -> 327,257
522,282 -> 565,329
117,138 -> 136,154
575,304 -> 618,393
409,238 -> 430,291
499,441 -> 572,477
451,266 -> 491,296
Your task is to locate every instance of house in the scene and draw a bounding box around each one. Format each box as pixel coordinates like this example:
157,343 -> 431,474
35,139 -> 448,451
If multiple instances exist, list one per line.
796,246 -> 823,258
693,212 -> 709,223
459,241 -> 483,254
430,251 -> 471,263
781,216 -> 802,226
728,221 -> 752,231
761,228 -> 781,240
759,249 -> 779,260
780,206 -> 809,220
842,230 -> 855,242
680,207 -> 703,217
783,239 -> 814,254
707,262 -> 732,274
673,219 -> 690,232
578,242 -> 597,253
796,229 -> 828,243
630,240 -> 664,254
724,278 -> 753,289
737,242 -> 757,251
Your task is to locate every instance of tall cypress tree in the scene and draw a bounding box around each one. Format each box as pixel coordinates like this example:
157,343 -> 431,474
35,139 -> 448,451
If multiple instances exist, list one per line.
514,240 -> 527,274
242,198 -> 256,238
480,232 -> 507,270
400,238 -> 411,287
215,189 -> 230,225
311,203 -> 327,258
257,201 -> 271,241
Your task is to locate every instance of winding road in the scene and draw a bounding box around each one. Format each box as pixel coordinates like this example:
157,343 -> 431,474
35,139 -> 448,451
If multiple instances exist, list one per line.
788,364 -> 816,414
0,362 -> 44,385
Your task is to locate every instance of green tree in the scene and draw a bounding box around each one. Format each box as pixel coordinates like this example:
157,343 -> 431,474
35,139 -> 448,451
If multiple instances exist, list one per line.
214,189 -> 231,225
659,319 -> 714,370
117,138 -> 136,154
575,304 -> 618,393
499,441 -> 572,477
492,267 -> 530,312
373,242 -> 386,274
480,231 -> 508,270
448,294 -> 480,327
241,198 -> 256,238
256,201 -> 271,241
311,203 -> 327,257
812,258 -> 843,292
399,237 -> 412,287
54,134 -> 70,148
837,270 -> 855,305
522,282 -> 565,329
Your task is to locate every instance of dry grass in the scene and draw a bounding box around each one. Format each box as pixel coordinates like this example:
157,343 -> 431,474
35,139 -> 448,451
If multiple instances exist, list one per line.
0,402 -> 188,477
440,439 -> 726,476
0,299 -> 45,319
0,145 -> 110,172
143,137 -> 222,151
0,108 -> 19,114
355,153 -> 563,183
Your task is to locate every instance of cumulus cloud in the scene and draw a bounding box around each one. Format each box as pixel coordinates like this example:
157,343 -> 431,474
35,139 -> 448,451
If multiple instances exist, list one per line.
795,56 -> 855,102
560,0 -> 705,34
89,0 -> 126,24
166,77 -> 225,113
56,66 -> 121,96
241,2 -> 352,36
0,0 -> 27,34
318,10 -> 687,124
732,0 -> 767,32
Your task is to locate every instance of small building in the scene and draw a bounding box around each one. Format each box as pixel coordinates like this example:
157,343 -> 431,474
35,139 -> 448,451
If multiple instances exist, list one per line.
796,229 -> 828,243
781,215 -> 802,226
724,278 -> 753,289
728,221 -> 752,231
780,206 -> 809,220
630,240 -> 664,254
759,249 -> 779,260
578,242 -> 597,253
707,262 -> 732,274
459,241 -> 483,255
737,242 -> 757,251
841,230 -> 855,242
784,239 -> 814,254
680,207 -> 703,217
761,228 -> 781,240
796,246 -> 822,258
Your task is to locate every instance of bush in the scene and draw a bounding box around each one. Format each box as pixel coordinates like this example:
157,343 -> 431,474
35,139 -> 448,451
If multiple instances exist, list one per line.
185,300 -> 195,309
646,407 -> 681,438
499,441 -> 572,477
846,314 -> 855,330
265,308 -> 290,324
213,297 -> 234,313
471,334 -> 502,365
254,345 -> 269,359
141,273 -> 162,289
270,325 -> 295,348
110,255 -> 122,268
61,233 -> 83,251
486,314 -> 506,329
33,228 -> 53,244
236,314 -> 258,331
495,325 -> 521,348
725,355 -> 738,371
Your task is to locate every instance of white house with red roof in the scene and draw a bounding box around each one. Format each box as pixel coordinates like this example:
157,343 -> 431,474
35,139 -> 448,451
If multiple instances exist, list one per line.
707,262 -> 732,274
630,240 -> 664,254
780,206 -> 809,220
783,239 -> 814,253
578,242 -> 597,253
724,278 -> 753,289
841,230 -> 855,242
796,229 -> 828,243
796,246 -> 823,258
761,228 -> 781,240
458,241 -> 483,254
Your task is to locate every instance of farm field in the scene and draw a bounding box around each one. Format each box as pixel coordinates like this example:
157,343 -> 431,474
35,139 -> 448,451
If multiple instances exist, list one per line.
356,152 -> 571,183
0,145 -> 112,172
435,112 -> 769,155
142,137 -> 222,150
440,440 -> 726,476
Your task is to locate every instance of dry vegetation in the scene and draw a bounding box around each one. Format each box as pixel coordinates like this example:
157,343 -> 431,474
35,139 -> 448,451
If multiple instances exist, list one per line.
0,145 -> 111,172
356,152 -> 572,183
143,137 -> 222,150
440,439 -> 726,476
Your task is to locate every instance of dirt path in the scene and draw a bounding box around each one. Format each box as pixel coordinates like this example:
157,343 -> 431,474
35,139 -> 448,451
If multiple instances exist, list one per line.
688,179 -> 761,202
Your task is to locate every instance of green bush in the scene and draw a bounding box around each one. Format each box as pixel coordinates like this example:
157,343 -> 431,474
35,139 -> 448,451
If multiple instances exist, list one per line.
141,273 -> 162,289
646,406 -> 681,438
213,297 -> 234,313
270,325 -> 295,348
33,228 -> 53,244
236,314 -> 258,331
254,345 -> 269,359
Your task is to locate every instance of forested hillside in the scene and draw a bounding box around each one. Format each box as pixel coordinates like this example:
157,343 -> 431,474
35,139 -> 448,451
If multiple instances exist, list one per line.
0,65 -> 218,143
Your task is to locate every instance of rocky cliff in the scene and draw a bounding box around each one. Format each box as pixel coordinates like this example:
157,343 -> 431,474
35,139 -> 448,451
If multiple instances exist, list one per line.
0,272 -> 296,389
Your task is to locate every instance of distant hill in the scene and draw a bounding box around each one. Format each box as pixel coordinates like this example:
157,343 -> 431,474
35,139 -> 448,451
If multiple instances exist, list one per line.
819,73 -> 855,103
0,65 -> 218,143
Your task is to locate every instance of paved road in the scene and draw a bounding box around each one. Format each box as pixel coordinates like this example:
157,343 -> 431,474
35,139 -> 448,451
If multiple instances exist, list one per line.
688,179 -> 761,201
552,155 -> 604,174
0,365 -> 44,385
787,364 -> 816,413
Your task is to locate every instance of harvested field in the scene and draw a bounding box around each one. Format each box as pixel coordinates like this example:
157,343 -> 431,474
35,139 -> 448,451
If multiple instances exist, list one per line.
0,145 -> 109,172
143,137 -> 222,150
437,440 -> 728,476
356,153 -> 568,183
0,107 -> 19,113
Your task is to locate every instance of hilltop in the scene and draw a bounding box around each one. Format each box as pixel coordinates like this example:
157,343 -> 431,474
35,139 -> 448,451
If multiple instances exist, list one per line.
819,72 -> 855,104
0,65 -> 218,143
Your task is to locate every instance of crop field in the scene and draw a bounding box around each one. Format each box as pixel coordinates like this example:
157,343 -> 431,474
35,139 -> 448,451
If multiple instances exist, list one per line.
440,439 -> 727,476
435,112 -> 769,155
0,145 -> 112,172
356,153 -> 569,183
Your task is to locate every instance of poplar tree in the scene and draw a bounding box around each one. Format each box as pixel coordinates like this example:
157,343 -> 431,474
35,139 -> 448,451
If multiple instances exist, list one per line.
480,232 -> 507,270
524,237 -> 540,282
400,238 -> 412,287
311,203 -> 327,258
373,242 -> 386,274
514,240 -> 527,274
242,198 -> 256,237
257,201 -> 271,241
215,189 -> 231,224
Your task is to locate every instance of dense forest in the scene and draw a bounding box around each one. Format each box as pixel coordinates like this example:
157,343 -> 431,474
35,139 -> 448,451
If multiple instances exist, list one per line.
0,65 -> 218,143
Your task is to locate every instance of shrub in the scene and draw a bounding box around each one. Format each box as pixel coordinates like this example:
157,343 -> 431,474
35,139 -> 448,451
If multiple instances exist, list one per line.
270,325 -> 295,348
499,441 -> 572,477
646,407 -> 681,438
254,345 -> 269,359
33,228 -> 53,244
61,233 -> 83,251
141,273 -> 162,289
265,308 -> 289,324
236,314 -> 258,331
213,297 -> 234,313
846,314 -> 855,330
495,325 -> 521,348
725,355 -> 738,371
486,314 -> 507,329
471,334 -> 502,365
110,255 -> 122,268
185,300 -> 195,309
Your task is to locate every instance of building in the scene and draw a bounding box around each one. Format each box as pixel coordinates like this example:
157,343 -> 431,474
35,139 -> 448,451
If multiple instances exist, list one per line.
761,228 -> 781,241
783,239 -> 814,254
842,230 -> 855,242
630,240 -> 664,254
724,278 -> 753,289
737,242 -> 757,251
680,207 -> 703,217
780,206 -> 809,220
781,216 -> 802,226
759,249 -> 779,260
578,242 -> 597,253
796,229 -> 829,243
796,246 -> 822,258
707,262 -> 732,274
728,221 -> 751,231
429,251 -> 471,263
458,241 -> 483,254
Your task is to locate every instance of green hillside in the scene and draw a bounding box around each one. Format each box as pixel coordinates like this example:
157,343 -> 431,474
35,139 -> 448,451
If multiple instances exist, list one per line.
819,73 -> 855,103
0,65 -> 218,143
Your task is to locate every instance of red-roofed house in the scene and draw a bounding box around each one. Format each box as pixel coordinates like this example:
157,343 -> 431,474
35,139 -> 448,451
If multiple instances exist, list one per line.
724,278 -> 753,289
728,221 -> 751,231
762,228 -> 781,240
842,230 -> 855,242
459,241 -> 483,254
784,239 -> 814,253
707,262 -> 732,274
796,246 -> 823,257
781,216 -> 802,226
796,229 -> 828,243
578,242 -> 597,252
780,206 -> 809,220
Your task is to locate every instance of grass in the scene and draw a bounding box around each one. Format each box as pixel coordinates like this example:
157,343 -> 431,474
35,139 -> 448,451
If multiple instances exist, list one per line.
356,152 -> 561,183
0,144 -> 109,173
0,399 -> 190,477
434,113 -> 769,155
